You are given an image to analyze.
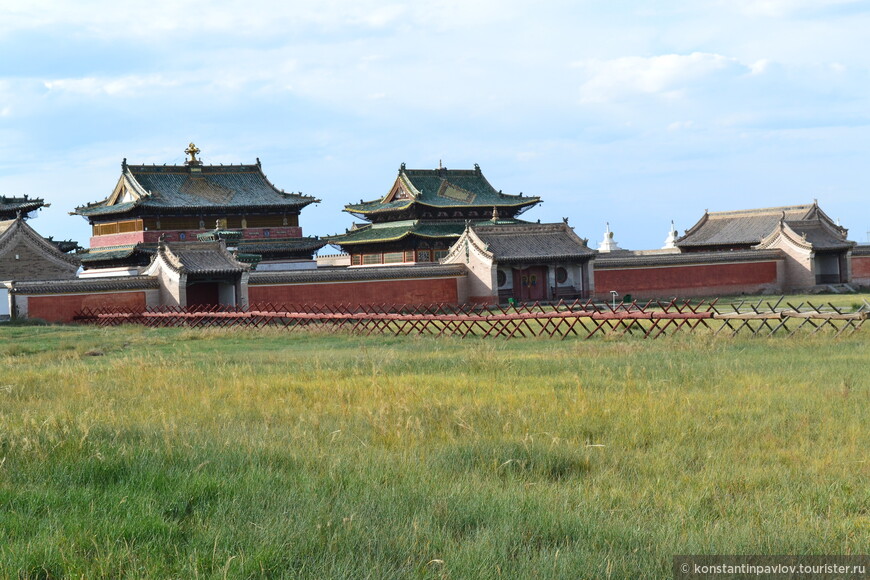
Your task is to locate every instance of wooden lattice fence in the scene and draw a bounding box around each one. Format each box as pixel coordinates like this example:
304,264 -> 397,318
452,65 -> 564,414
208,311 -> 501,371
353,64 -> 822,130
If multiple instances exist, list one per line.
72,297 -> 869,339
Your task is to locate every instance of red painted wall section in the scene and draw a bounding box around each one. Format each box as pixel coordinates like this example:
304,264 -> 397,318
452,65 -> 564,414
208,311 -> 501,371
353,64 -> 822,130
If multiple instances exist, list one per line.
594,261 -> 778,298
249,278 -> 460,307
90,232 -> 146,248
90,227 -> 305,248
27,292 -> 147,323
851,256 -> 870,280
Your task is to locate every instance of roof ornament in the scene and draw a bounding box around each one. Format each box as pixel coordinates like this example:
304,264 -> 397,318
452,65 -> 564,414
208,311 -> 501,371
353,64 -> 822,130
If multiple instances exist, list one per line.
491,206 -> 499,222
185,143 -> 202,166
399,162 -> 406,173
563,217 -> 569,224
474,163 -> 481,175
122,158 -> 127,170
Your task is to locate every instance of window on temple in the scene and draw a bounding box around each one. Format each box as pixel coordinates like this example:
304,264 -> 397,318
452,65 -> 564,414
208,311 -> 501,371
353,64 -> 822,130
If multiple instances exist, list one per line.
383,252 -> 403,264
417,250 -> 431,262
556,267 -> 568,284
434,250 -> 449,261
362,254 -> 381,265
352,254 -> 362,266
497,270 -> 507,287
404,250 -> 415,262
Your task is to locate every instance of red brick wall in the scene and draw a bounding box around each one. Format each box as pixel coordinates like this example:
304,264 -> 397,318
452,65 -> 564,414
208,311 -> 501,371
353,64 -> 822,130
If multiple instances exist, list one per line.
594,261 -> 779,298
26,292 -> 147,323
249,278 -> 460,307
852,256 -> 870,284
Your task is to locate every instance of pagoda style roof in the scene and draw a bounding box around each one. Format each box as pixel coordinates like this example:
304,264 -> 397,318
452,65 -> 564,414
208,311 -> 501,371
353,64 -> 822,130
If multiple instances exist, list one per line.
325,220 -> 469,246
73,151 -> 318,219
0,195 -> 47,219
458,222 -> 595,265
344,164 -> 540,218
676,202 -> 847,249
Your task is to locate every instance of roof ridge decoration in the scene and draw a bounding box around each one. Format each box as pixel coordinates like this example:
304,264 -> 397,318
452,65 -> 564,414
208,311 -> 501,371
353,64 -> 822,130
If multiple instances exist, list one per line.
185,143 -> 202,166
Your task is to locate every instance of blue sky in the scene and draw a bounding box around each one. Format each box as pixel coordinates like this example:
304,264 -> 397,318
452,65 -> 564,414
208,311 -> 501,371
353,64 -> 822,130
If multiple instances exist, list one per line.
1,0 -> 869,249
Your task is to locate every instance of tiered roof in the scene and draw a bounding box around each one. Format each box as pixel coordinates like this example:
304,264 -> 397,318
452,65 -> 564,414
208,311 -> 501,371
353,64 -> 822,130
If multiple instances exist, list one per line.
74,157 -> 318,219
344,164 -> 540,219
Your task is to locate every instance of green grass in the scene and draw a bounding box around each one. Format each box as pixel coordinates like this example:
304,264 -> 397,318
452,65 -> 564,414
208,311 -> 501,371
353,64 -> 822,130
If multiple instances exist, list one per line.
0,326 -> 868,578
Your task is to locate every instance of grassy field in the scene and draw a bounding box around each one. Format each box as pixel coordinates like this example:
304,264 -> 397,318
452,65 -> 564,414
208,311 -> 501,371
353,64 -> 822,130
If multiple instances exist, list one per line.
1,324 -> 868,579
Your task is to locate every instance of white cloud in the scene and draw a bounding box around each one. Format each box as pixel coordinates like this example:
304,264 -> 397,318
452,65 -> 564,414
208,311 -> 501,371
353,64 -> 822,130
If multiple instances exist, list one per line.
726,0 -> 867,17
750,59 -> 771,75
667,120 -> 695,131
43,75 -> 178,96
575,52 -> 745,104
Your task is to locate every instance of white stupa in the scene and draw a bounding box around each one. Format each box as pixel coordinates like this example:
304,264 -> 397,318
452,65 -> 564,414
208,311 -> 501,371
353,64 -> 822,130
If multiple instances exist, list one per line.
662,220 -> 679,249
598,222 -> 623,253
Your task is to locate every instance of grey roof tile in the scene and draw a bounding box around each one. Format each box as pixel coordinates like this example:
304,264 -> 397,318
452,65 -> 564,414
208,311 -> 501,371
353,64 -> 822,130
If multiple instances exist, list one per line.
471,222 -> 595,264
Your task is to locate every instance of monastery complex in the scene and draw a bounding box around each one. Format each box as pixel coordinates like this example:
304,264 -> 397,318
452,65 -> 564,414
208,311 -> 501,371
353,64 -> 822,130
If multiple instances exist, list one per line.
2,144 -> 869,322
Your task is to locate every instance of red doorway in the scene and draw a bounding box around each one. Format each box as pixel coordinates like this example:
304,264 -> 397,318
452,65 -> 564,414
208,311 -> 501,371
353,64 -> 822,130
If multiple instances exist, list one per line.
512,266 -> 547,302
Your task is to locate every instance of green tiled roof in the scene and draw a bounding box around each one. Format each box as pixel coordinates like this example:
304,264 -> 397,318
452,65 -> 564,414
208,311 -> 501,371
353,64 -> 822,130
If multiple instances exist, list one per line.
74,162 -> 318,218
325,220 -> 467,246
78,245 -> 149,264
237,237 -> 326,257
344,165 -> 540,216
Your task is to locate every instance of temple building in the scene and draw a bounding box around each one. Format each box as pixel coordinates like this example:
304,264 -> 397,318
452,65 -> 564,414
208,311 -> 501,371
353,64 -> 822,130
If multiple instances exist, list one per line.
444,220 -> 596,303
326,163 -> 541,266
593,201 -> 859,298
676,202 -> 854,286
73,144 -> 325,275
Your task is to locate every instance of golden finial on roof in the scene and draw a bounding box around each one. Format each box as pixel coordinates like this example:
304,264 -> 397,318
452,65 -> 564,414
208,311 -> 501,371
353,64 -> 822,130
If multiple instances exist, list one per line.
185,143 -> 202,166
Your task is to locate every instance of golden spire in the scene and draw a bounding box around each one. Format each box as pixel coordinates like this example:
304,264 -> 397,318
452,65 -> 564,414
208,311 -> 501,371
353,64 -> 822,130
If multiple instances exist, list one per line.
185,143 -> 202,166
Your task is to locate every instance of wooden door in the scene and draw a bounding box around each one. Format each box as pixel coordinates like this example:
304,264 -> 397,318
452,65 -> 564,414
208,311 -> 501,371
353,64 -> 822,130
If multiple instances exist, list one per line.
512,266 -> 547,302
